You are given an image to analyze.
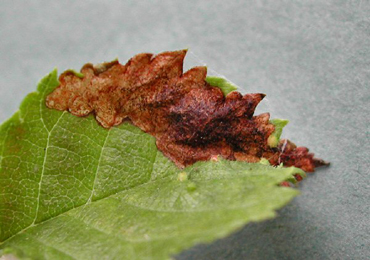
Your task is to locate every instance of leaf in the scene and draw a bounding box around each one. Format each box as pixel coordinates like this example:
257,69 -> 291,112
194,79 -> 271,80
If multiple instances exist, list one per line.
45,50 -> 326,171
268,119 -> 289,148
0,70 -> 304,259
205,76 -> 238,95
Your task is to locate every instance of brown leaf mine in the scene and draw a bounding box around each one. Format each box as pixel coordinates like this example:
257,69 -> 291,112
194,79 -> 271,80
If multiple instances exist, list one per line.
46,50 -> 328,171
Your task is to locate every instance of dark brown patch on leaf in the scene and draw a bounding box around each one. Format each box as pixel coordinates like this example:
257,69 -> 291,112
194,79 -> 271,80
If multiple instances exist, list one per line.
46,50 -> 327,171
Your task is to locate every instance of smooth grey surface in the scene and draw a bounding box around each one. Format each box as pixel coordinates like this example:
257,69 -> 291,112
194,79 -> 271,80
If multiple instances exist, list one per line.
0,1 -> 369,259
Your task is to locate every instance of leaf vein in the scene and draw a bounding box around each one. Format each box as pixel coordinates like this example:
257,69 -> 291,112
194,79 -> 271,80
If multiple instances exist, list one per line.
33,111 -> 66,224
87,129 -> 111,203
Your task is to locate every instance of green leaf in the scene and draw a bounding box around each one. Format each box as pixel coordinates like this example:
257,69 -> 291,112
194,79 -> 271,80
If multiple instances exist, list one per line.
205,76 -> 238,95
268,119 -> 289,148
0,71 -> 304,260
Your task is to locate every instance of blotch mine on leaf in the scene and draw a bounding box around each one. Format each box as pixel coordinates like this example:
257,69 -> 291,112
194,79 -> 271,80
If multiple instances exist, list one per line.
46,50 -> 328,172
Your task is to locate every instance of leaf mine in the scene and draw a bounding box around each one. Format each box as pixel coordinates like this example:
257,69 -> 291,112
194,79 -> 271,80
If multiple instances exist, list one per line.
46,50 -> 328,171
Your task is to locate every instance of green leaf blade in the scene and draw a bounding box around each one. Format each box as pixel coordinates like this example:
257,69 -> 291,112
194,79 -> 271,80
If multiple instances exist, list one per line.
0,71 -> 303,260
2,169 -> 298,260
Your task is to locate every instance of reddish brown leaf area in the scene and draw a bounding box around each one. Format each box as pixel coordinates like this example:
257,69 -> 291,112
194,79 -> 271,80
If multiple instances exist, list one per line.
46,50 -> 327,171
273,139 -> 329,172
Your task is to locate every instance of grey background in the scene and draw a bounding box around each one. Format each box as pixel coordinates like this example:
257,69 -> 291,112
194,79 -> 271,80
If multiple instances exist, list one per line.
0,1 -> 369,259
